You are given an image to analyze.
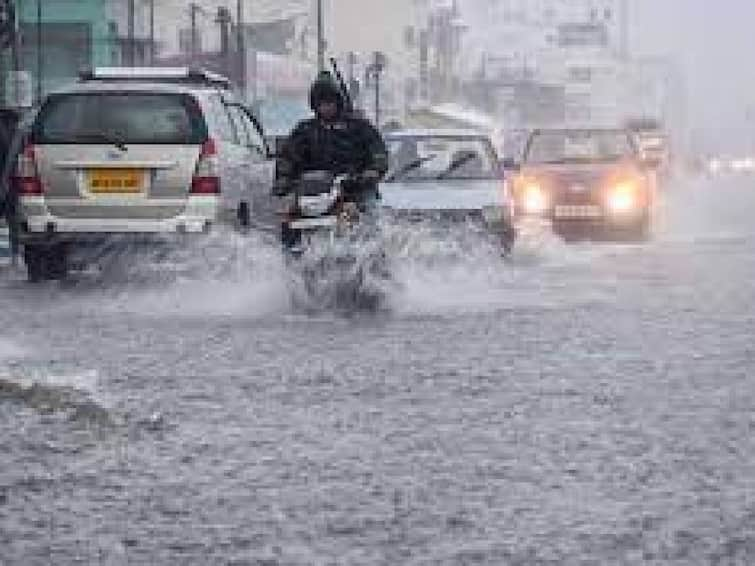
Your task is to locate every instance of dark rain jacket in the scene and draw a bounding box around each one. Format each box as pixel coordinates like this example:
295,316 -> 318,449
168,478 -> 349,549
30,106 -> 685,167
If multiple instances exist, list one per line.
275,113 -> 388,201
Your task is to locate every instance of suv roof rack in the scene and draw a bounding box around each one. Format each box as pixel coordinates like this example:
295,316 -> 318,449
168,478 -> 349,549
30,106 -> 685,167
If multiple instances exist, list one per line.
78,67 -> 233,90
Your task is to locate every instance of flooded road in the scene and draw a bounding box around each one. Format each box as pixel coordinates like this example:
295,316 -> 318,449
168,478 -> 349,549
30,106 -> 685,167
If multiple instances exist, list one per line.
1,174 -> 755,564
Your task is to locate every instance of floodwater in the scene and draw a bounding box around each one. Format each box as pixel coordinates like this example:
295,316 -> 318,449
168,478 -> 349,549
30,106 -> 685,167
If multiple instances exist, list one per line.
1,174 -> 754,564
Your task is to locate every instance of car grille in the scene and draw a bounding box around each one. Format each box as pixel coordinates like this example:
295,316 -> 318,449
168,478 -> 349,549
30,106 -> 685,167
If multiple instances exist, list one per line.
549,181 -> 603,206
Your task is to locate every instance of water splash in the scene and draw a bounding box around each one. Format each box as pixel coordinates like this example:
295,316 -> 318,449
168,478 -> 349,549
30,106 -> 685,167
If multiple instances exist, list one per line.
0,338 -> 26,362
0,369 -> 116,428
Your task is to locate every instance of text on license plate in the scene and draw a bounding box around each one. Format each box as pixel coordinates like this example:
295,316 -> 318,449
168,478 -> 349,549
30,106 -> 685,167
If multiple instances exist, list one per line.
554,205 -> 602,219
88,169 -> 144,194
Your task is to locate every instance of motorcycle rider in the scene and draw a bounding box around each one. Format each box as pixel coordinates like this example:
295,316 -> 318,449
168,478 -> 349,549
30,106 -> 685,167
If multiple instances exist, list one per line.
275,72 -> 388,247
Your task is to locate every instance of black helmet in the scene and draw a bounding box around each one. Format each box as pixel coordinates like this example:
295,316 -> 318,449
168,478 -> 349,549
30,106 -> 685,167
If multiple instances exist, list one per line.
309,72 -> 343,112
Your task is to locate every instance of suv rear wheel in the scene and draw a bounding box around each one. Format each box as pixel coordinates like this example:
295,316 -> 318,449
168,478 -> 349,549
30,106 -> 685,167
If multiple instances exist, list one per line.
24,245 -> 45,282
24,244 -> 69,282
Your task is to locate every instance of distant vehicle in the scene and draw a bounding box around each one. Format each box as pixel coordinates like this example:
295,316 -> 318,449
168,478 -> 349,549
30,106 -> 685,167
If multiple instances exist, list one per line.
12,67 -> 274,281
626,117 -> 670,175
0,218 -> 9,264
511,128 -> 657,240
381,129 -> 516,253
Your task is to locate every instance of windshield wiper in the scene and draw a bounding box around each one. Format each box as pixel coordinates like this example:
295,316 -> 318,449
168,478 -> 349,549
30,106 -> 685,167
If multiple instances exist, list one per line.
385,155 -> 436,182
437,153 -> 477,180
75,132 -> 128,152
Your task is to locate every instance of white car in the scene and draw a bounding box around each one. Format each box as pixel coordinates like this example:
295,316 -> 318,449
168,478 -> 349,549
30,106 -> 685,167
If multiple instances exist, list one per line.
0,219 -> 9,265
14,67 -> 274,281
381,129 -> 516,252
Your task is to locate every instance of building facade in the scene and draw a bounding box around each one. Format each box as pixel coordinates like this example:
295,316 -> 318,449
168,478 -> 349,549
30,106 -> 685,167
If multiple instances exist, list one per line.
464,0 -> 634,131
13,0 -> 115,99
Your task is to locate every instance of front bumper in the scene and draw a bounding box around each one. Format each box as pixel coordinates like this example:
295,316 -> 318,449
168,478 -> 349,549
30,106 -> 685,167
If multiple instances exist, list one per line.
517,205 -> 648,225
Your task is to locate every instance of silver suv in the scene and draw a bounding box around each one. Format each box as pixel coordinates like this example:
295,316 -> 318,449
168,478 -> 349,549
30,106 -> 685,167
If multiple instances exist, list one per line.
13,67 -> 273,281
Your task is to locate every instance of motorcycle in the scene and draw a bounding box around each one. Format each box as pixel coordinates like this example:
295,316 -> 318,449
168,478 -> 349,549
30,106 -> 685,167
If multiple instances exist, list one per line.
280,170 -> 391,311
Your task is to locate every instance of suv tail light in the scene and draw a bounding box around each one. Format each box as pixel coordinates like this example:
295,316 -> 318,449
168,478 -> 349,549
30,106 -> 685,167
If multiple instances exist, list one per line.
190,138 -> 220,195
14,144 -> 44,196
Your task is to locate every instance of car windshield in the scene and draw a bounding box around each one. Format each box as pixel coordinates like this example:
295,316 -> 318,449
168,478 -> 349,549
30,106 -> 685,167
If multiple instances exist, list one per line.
526,130 -> 634,164
385,136 -> 498,181
31,93 -> 207,145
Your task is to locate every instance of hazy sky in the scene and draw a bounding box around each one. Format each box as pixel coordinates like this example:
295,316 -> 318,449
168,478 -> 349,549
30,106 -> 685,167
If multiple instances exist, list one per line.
631,0 -> 755,149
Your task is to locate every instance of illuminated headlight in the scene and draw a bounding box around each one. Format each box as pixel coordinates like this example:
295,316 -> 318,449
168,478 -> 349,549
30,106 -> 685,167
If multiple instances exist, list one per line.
522,184 -> 548,215
608,183 -> 637,213
482,205 -> 505,224
299,194 -> 335,217
708,158 -> 723,174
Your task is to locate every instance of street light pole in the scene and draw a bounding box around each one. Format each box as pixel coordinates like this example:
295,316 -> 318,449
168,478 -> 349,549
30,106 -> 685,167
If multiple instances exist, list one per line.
127,0 -> 135,65
148,0 -> 155,64
36,0 -> 42,103
11,0 -> 19,75
237,0 -> 246,99
189,3 -> 199,60
316,0 -> 324,72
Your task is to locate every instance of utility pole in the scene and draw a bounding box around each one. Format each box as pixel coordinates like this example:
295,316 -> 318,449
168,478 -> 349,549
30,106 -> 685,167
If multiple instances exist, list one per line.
217,8 -> 231,56
36,0 -> 42,103
127,0 -> 135,65
367,51 -> 385,127
374,69 -> 380,127
216,7 -> 232,79
148,0 -> 155,64
237,0 -> 247,100
189,3 -> 200,60
347,51 -> 359,105
316,0 -> 325,72
418,29 -> 428,103
10,0 -> 19,75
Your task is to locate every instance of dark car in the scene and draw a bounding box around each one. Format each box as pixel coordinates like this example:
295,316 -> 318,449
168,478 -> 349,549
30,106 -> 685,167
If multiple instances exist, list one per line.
511,128 -> 657,240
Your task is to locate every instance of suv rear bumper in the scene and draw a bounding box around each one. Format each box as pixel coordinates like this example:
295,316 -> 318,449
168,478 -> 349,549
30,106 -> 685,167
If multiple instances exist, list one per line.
18,195 -> 218,243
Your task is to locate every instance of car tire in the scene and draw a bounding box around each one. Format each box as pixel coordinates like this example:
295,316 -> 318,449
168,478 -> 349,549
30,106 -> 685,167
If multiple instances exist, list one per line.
621,214 -> 651,242
634,216 -> 651,241
46,244 -> 69,280
237,201 -> 251,230
501,225 -> 517,255
24,244 -> 69,282
24,245 -> 46,283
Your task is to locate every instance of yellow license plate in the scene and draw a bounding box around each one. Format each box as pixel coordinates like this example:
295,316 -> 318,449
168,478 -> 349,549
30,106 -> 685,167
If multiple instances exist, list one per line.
88,169 -> 144,194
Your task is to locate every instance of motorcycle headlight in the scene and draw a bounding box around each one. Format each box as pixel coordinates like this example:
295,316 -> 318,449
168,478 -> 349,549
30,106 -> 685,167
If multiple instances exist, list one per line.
522,183 -> 548,214
608,182 -> 637,213
299,194 -> 334,217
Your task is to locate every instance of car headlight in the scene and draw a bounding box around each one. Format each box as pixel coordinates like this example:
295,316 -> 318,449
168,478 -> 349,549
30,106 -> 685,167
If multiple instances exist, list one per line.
608,182 -> 637,213
522,184 -> 548,214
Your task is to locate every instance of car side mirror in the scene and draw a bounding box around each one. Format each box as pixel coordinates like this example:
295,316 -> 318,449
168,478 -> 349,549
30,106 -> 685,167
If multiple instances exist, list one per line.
501,158 -> 520,172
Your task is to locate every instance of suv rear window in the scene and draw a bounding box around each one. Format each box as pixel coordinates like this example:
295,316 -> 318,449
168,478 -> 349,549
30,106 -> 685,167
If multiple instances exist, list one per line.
31,92 -> 208,145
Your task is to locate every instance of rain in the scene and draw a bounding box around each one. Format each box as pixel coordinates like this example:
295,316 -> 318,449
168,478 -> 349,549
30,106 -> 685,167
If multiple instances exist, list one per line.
1,1 -> 754,564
